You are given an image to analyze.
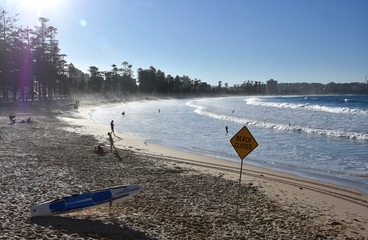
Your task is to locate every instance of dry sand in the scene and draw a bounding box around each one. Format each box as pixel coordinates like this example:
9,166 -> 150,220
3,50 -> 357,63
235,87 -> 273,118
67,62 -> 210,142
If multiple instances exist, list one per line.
0,98 -> 367,239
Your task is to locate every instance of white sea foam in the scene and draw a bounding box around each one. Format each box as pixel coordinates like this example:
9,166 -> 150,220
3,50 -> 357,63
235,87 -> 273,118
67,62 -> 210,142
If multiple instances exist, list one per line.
91,97 -> 368,193
244,97 -> 368,115
186,100 -> 368,141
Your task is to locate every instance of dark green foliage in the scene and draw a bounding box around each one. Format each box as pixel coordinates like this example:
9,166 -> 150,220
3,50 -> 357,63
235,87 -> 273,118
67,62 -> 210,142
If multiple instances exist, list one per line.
0,10 -> 67,102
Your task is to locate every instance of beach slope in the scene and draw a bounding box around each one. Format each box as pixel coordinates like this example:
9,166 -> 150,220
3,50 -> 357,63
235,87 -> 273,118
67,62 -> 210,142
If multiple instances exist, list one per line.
0,100 -> 367,239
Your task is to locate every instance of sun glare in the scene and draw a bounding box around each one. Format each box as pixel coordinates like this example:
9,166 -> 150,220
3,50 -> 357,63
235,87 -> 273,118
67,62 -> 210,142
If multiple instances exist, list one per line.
18,0 -> 62,16
20,0 -> 61,9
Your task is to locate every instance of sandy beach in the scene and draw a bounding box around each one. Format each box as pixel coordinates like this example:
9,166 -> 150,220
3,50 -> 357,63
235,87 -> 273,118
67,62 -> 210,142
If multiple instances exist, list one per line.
0,98 -> 367,239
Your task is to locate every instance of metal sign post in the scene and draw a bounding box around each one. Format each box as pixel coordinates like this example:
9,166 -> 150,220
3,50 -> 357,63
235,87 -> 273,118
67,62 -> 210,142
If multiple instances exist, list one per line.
236,158 -> 244,213
230,126 -> 259,215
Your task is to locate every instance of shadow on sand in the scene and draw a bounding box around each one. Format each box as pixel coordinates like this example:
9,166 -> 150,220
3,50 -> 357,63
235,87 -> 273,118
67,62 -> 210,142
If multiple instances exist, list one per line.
114,151 -> 123,161
31,216 -> 154,240
114,135 -> 124,140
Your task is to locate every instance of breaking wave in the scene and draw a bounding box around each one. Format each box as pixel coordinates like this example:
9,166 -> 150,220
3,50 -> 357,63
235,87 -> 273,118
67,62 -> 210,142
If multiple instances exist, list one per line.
186,101 -> 368,141
244,98 -> 368,115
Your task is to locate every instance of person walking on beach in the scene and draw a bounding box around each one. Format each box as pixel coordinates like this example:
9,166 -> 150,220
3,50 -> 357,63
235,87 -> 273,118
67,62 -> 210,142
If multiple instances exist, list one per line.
107,132 -> 117,153
110,120 -> 115,135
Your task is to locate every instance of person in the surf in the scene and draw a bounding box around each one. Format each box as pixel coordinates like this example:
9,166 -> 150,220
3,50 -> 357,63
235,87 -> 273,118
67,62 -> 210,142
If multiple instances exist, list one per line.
110,120 -> 115,134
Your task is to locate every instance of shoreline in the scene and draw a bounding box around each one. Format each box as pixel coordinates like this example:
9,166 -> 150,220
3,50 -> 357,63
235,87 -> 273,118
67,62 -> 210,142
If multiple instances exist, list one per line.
1,98 -> 367,239
86,98 -> 368,194
69,100 -> 368,217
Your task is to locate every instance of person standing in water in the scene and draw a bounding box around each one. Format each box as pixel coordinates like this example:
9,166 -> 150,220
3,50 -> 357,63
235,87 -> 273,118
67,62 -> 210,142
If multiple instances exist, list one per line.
110,120 -> 115,135
225,126 -> 229,135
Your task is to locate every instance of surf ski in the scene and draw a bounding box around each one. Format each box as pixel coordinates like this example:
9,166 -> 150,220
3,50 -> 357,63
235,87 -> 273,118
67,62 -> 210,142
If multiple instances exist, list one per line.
31,184 -> 142,217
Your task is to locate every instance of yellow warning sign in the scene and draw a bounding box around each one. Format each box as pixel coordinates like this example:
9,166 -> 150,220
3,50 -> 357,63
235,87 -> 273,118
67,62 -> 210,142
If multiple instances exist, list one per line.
230,126 -> 258,160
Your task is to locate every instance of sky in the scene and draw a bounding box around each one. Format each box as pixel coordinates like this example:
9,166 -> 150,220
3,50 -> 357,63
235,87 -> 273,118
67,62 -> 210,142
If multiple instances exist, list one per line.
1,0 -> 368,86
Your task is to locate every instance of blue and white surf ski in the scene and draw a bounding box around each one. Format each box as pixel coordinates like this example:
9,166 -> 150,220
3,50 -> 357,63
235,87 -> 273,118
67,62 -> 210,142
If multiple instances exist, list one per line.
31,184 -> 142,217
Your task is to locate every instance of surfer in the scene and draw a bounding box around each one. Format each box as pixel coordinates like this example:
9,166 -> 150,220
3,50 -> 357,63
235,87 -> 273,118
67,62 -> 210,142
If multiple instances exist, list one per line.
107,132 -> 117,153
110,120 -> 115,134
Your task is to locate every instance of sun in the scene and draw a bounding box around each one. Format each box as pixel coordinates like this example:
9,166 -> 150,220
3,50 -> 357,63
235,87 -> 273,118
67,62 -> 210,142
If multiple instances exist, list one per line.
18,0 -> 62,17
19,0 -> 61,9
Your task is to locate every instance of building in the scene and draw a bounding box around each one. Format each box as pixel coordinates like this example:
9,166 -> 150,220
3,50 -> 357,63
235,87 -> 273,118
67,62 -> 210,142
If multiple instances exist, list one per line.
266,79 -> 278,94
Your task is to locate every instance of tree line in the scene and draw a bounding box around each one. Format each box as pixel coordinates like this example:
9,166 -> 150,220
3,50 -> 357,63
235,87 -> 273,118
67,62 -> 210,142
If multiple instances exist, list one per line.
0,9 -> 67,102
0,9 -> 266,102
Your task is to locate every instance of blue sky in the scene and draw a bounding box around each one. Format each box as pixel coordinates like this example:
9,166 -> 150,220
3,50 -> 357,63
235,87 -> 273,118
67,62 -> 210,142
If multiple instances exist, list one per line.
2,0 -> 368,85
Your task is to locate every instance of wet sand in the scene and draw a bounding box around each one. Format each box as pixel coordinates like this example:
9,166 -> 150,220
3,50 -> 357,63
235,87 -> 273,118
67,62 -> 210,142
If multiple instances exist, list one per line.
0,98 -> 367,239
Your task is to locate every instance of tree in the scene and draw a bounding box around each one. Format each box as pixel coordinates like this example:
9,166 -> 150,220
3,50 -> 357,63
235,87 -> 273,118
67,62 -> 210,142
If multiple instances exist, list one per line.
32,17 -> 49,100
0,9 -> 18,101
18,26 -> 34,101
47,25 -> 63,99
137,66 -> 157,93
173,75 -> 182,93
28,17 -> 66,100
120,61 -> 135,94
166,74 -> 175,92
121,61 -> 128,72
88,66 -> 103,92
111,64 -> 119,92
156,70 -> 167,93
103,70 -> 113,92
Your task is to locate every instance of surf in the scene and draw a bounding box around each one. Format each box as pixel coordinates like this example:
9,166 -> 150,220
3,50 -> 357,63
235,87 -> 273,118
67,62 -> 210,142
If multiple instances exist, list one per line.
187,100 -> 368,141
244,97 -> 368,115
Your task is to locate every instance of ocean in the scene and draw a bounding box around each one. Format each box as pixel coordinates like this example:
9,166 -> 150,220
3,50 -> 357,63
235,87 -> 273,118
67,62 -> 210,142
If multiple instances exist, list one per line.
89,95 -> 368,193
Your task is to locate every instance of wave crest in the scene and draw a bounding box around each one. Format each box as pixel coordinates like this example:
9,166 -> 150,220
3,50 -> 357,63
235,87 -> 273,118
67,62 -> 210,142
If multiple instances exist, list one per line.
245,98 -> 368,115
187,101 -> 368,141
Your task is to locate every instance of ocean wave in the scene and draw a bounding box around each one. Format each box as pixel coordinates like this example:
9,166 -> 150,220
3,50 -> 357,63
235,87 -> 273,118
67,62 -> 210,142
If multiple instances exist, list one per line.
187,101 -> 368,141
244,98 -> 368,115
343,98 -> 368,104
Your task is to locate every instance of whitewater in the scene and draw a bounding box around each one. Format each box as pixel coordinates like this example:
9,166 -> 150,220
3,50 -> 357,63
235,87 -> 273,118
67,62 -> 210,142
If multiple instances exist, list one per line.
89,95 -> 368,193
